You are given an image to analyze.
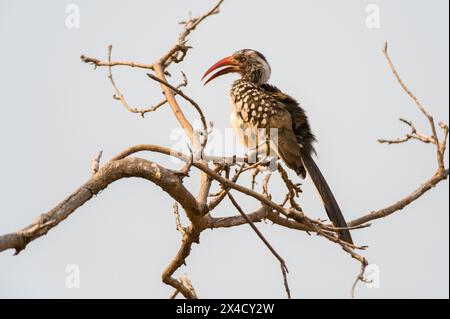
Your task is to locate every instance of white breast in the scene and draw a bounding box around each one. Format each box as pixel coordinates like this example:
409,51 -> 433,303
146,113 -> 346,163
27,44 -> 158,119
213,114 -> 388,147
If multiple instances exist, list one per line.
229,83 -> 277,157
230,99 -> 264,151
230,108 -> 251,148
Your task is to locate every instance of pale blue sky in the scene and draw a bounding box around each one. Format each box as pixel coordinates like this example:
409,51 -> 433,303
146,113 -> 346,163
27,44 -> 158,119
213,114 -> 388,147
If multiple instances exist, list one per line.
0,0 -> 448,298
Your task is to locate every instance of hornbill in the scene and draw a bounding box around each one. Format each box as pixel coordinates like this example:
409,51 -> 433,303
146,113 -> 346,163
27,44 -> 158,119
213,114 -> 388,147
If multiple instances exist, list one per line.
202,49 -> 353,244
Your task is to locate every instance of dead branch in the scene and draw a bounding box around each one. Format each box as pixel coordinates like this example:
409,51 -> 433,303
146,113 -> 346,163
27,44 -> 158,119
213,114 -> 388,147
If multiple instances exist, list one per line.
382,42 -> 447,173
350,43 -> 449,227
378,118 -> 436,145
349,253 -> 369,299
226,190 -> 291,299
160,0 -> 225,67
162,224 -> 200,299
107,45 -> 188,117
0,157 -> 202,255
173,203 -> 187,237
349,170 -> 448,226
80,54 -> 154,70
146,72 -> 208,148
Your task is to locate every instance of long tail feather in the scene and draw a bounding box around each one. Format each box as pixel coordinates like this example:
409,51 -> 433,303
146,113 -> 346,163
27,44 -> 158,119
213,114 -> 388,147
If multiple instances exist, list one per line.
301,153 -> 353,244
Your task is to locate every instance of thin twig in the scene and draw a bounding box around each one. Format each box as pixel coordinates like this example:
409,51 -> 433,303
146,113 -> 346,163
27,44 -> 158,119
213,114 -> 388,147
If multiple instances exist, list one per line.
90,149 -> 103,175
350,257 -> 369,299
226,190 -> 292,299
160,0 -> 225,67
162,224 -> 200,299
382,42 -> 446,173
80,54 -> 154,70
352,43 -> 449,226
277,163 -> 303,211
378,118 -> 435,145
172,203 -> 186,237
146,72 -> 208,149
105,45 -> 187,117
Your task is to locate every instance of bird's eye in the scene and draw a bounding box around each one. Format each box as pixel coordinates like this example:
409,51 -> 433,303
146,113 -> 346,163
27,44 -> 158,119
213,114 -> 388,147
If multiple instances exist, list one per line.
239,56 -> 247,63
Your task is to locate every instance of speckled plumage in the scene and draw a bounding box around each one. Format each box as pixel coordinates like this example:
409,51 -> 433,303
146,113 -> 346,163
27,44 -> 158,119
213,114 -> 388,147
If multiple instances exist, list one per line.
231,80 -> 277,127
204,49 -> 353,244
229,78 -> 316,178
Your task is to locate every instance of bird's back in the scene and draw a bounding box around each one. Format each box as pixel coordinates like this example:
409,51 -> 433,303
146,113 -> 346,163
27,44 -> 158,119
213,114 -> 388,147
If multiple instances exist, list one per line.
260,83 -> 316,156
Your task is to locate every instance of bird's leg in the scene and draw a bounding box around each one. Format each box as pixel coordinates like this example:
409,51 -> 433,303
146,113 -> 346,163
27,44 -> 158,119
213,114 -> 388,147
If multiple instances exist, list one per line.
247,139 -> 270,161
264,127 -> 271,158
264,127 -> 278,171
255,129 -> 260,165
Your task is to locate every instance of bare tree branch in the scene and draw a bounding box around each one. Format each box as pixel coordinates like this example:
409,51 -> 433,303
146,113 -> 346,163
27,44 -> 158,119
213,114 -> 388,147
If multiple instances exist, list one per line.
350,170 -> 448,227
160,0 -> 225,67
162,224 -> 200,299
226,190 -> 291,299
382,42 -> 447,173
350,43 -> 449,227
152,63 -> 195,140
106,45 -> 188,117
172,203 -> 187,237
80,54 -> 154,70
378,118 -> 436,145
350,254 -> 369,299
146,72 -> 208,148
0,157 -> 201,255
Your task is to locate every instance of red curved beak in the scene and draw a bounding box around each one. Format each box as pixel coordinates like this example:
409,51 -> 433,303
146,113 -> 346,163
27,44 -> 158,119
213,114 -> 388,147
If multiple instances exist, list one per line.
202,56 -> 239,85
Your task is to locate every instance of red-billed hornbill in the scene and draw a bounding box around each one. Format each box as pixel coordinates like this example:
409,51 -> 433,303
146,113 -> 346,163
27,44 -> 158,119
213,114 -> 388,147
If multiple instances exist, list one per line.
202,49 -> 353,244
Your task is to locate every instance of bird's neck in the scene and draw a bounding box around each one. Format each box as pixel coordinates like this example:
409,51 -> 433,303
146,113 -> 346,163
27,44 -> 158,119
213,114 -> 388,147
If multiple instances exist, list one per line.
241,68 -> 269,85
233,77 -> 266,90
243,74 -> 261,85
231,79 -> 258,93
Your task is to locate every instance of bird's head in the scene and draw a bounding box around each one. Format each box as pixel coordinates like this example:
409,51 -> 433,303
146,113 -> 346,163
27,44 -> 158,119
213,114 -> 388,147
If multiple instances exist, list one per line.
202,49 -> 271,85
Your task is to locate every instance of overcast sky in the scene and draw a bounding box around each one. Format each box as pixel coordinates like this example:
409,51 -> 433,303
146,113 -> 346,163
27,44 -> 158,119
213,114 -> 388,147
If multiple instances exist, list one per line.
0,0 -> 448,298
